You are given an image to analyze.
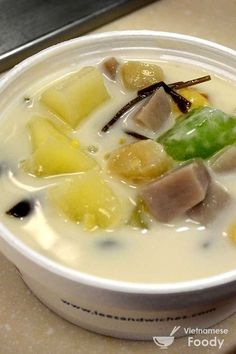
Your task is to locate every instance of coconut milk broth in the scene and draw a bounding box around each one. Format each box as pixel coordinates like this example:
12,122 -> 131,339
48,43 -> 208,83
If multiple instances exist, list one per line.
0,60 -> 236,283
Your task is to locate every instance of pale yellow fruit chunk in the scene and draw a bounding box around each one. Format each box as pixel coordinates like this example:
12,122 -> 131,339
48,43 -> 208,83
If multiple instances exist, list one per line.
49,171 -> 122,230
41,67 -> 110,128
23,116 -> 96,177
121,61 -> 164,90
228,221 -> 236,244
107,140 -> 173,184
23,137 -> 96,177
28,116 -> 71,150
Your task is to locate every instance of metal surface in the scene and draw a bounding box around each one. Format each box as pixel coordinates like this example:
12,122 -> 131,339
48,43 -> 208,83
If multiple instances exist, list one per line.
0,0 -> 156,73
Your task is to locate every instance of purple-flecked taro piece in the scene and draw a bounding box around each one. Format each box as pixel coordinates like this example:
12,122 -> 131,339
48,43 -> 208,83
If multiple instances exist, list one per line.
187,181 -> 230,225
141,160 -> 210,223
211,146 -> 236,173
103,57 -> 119,81
134,87 -> 171,132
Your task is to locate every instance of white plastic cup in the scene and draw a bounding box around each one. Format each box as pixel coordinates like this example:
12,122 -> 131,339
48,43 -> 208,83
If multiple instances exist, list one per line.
0,31 -> 236,340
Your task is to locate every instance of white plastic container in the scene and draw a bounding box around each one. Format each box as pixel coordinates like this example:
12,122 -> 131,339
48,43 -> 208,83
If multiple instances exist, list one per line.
0,31 -> 236,340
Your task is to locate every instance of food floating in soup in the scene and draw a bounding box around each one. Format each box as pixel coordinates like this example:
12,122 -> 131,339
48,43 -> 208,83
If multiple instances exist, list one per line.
1,56 -> 236,283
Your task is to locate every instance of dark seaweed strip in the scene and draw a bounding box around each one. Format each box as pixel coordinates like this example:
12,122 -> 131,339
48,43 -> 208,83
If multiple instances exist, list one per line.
101,96 -> 143,133
137,81 -> 163,97
101,75 -> 211,132
155,81 -> 191,113
101,82 -> 190,132
124,130 -> 149,140
170,75 -> 211,90
138,75 -> 211,96
137,81 -> 191,113
101,83 -> 189,132
6,199 -> 34,218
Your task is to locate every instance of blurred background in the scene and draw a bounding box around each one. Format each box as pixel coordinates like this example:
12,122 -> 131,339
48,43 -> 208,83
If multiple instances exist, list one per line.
1,0 -> 236,73
0,0 -> 155,72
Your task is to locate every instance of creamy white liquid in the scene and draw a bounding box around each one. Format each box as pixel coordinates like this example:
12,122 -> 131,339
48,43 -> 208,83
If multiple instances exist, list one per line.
0,60 -> 236,283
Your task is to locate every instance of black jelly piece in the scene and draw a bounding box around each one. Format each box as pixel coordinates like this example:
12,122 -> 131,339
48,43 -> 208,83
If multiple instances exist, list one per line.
6,199 -> 34,219
97,239 -> 120,250
0,162 -> 7,176
202,241 -> 210,249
